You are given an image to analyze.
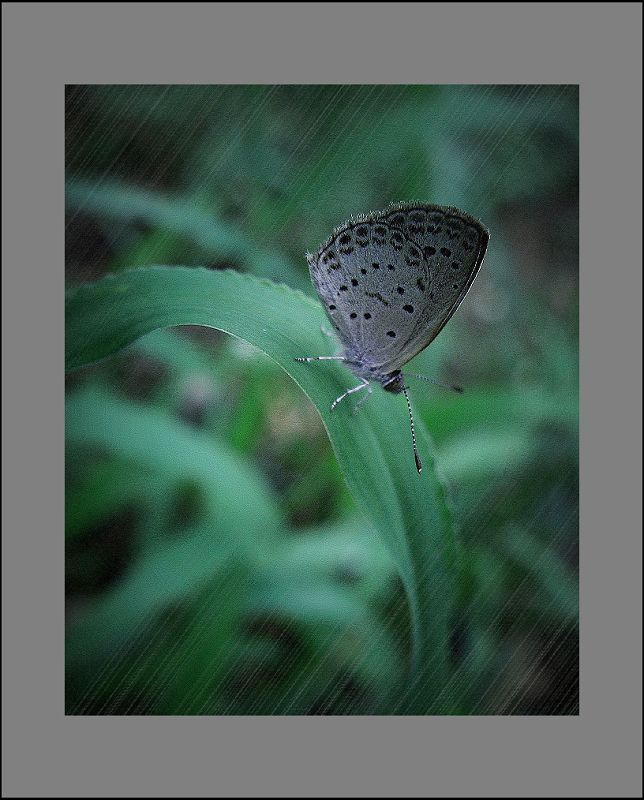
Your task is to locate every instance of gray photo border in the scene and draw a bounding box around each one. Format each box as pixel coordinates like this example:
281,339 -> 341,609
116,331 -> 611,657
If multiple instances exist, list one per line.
3,2 -> 642,797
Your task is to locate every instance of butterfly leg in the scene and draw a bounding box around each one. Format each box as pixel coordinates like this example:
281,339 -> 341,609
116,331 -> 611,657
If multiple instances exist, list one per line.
330,379 -> 370,412
294,355 -> 346,363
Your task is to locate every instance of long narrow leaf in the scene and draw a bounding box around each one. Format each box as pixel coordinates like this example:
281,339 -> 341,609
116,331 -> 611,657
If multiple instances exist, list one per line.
66,266 -> 458,709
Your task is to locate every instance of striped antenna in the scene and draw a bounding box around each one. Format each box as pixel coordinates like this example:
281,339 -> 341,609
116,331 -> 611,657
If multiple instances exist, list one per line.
406,373 -> 463,393
402,385 -> 422,474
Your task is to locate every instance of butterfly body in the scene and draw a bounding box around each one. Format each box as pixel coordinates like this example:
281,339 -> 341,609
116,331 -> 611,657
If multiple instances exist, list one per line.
338,352 -> 404,393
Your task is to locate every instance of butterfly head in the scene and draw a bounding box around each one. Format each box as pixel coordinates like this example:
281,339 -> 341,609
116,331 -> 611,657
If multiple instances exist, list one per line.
381,370 -> 405,394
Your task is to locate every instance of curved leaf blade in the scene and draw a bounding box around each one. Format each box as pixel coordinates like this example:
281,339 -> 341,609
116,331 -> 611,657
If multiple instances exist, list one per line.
66,266 -> 458,710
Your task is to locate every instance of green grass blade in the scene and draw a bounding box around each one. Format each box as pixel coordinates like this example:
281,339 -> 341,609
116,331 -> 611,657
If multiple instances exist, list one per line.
66,266 -> 458,710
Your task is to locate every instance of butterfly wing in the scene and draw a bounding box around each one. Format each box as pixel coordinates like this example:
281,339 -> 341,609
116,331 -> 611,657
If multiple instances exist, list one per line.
308,219 -> 431,372
307,204 -> 488,374
379,203 -> 489,364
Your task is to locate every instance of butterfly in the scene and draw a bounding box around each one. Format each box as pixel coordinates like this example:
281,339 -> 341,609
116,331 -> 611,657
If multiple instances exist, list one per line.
296,203 -> 489,473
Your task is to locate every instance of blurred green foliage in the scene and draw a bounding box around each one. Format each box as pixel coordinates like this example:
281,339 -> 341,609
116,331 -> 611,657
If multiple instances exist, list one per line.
66,85 -> 578,714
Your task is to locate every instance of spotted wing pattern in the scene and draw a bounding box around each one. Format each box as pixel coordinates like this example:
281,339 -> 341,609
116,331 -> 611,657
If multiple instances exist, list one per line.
307,203 -> 488,374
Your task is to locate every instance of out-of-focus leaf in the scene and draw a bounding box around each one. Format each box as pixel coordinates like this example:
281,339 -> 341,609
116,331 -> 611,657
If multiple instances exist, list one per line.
66,178 -> 305,288
66,386 -> 284,548
66,460 -> 150,541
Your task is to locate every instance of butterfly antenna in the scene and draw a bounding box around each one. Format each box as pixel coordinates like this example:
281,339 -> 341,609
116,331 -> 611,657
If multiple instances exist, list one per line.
402,385 -> 422,474
407,373 -> 463,394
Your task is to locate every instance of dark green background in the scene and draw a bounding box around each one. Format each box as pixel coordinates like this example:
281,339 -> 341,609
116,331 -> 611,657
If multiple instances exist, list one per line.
65,85 -> 578,715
